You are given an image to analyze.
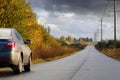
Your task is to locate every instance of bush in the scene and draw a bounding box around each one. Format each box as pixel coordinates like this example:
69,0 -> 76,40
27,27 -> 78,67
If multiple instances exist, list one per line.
95,40 -> 120,61
95,40 -> 120,50
95,42 -> 106,50
32,45 -> 79,60
106,40 -> 120,48
69,43 -> 86,49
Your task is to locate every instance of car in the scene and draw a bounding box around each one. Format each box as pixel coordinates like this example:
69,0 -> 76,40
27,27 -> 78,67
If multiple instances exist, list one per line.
0,28 -> 32,73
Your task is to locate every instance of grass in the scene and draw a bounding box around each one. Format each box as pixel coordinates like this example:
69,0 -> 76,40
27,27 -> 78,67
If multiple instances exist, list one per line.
101,48 -> 120,61
32,45 -> 85,64
95,40 -> 120,61
32,50 -> 80,64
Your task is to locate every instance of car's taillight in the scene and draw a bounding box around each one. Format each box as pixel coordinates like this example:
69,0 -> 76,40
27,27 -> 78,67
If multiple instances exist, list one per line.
0,58 -> 10,61
4,40 -> 16,49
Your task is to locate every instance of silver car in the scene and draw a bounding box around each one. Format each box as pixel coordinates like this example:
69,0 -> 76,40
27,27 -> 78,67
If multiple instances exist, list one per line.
0,28 -> 32,73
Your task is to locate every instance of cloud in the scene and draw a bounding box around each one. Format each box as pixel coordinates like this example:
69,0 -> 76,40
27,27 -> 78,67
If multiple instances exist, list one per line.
29,0 -> 106,16
33,7 -> 99,38
47,24 -> 57,30
37,17 -> 46,25
27,0 -> 120,39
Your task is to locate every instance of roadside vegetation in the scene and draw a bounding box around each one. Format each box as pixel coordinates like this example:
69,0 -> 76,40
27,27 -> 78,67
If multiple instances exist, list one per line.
0,0 -> 86,63
33,44 -> 86,63
95,40 -> 120,60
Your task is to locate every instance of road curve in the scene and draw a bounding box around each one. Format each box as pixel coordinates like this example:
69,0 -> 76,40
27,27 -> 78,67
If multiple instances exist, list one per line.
1,46 -> 120,80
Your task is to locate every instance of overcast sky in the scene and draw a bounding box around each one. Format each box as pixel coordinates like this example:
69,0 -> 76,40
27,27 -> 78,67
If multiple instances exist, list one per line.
27,0 -> 120,40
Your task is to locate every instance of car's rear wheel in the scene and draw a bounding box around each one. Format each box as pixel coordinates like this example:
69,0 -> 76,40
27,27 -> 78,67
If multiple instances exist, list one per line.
24,56 -> 31,72
13,56 -> 23,74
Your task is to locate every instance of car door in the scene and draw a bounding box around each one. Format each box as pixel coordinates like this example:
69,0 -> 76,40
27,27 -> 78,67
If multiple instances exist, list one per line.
14,29 -> 31,65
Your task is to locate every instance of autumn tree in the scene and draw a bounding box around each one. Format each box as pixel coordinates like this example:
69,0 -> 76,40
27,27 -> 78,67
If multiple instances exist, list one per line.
66,35 -> 74,43
0,0 -> 37,37
0,0 -> 76,60
0,0 -> 44,49
60,35 -> 66,41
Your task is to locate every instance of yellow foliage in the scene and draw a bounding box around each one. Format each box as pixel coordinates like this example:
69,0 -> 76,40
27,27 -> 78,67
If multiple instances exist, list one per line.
0,0 -> 80,61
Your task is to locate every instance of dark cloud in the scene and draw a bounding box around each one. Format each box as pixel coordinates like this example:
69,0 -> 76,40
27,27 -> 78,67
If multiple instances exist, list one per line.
27,0 -> 120,39
28,0 -> 106,16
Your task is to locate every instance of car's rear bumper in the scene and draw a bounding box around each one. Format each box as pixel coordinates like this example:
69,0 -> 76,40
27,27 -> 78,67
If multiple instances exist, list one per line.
0,61 -> 11,67
0,52 -> 12,67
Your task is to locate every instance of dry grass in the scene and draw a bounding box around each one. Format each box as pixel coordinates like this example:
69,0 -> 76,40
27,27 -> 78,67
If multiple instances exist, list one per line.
101,48 -> 120,60
32,46 -> 81,64
95,40 -> 120,61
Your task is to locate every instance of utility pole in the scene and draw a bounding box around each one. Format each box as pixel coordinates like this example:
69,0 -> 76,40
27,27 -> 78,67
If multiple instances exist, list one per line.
101,18 -> 103,42
108,0 -> 118,40
48,26 -> 51,34
114,0 -> 117,40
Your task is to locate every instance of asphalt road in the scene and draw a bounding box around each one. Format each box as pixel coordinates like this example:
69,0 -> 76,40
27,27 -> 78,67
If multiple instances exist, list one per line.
1,46 -> 120,80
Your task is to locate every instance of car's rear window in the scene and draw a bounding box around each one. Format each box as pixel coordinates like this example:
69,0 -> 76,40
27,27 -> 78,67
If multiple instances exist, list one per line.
0,29 -> 12,37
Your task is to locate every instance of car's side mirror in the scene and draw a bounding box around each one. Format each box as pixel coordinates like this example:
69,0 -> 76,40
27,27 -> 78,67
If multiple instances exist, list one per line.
24,39 -> 32,44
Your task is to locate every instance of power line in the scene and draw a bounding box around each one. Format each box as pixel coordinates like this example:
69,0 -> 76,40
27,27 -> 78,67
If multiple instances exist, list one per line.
103,0 -> 120,40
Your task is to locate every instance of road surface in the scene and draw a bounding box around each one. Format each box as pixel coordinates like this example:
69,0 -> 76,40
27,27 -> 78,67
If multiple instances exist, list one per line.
0,46 -> 120,80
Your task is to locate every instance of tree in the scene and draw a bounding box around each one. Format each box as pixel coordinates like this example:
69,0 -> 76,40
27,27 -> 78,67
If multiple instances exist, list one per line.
0,0 -> 63,60
66,35 -> 74,43
0,0 -> 38,38
0,0 -> 43,49
60,35 -> 66,41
